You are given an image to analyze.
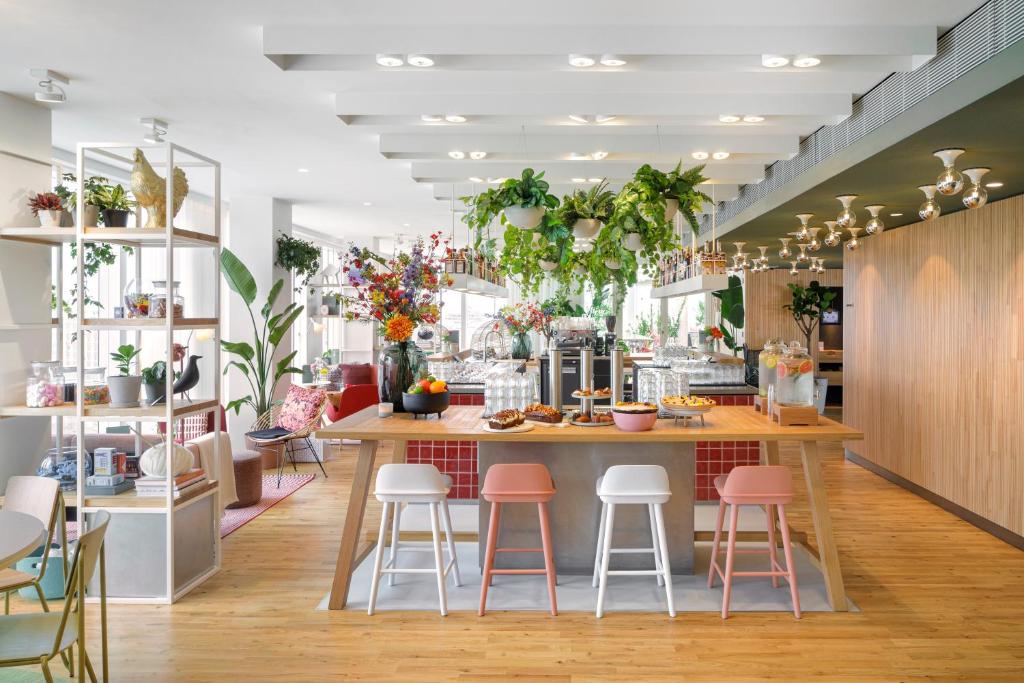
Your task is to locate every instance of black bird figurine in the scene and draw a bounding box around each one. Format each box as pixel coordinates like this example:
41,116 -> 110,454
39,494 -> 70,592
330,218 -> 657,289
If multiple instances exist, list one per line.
173,355 -> 202,399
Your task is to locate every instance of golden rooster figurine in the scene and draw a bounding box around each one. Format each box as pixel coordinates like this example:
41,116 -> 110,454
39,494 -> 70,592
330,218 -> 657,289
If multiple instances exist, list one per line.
131,148 -> 189,228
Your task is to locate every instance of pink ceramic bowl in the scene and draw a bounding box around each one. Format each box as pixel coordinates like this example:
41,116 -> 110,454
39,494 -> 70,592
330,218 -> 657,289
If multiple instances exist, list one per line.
611,410 -> 658,432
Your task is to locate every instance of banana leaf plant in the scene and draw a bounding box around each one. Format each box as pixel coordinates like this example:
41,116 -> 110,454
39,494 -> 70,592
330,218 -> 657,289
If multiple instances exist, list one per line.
219,248 -> 304,416
712,274 -> 745,354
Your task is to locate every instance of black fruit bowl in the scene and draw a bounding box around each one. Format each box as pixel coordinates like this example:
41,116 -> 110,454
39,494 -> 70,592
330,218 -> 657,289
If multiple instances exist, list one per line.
401,390 -> 450,418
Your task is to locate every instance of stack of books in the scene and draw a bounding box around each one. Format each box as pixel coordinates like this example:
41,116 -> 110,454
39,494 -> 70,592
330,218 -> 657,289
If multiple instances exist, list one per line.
135,469 -> 208,498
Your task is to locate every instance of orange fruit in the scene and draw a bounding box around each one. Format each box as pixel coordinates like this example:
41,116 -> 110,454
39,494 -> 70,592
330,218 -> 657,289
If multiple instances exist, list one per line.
798,360 -> 813,374
429,380 -> 447,394
776,362 -> 788,378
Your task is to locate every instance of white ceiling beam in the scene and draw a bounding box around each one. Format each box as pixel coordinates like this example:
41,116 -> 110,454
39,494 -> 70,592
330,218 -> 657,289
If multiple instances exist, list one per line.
410,161 -> 764,185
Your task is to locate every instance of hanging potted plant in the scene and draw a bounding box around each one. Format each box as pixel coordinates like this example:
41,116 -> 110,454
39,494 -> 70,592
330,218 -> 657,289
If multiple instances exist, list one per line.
94,183 -> 134,228
108,344 -> 142,408
500,168 -> 559,229
274,233 -> 321,292
665,162 -> 712,235
28,192 -> 64,227
556,180 -> 615,240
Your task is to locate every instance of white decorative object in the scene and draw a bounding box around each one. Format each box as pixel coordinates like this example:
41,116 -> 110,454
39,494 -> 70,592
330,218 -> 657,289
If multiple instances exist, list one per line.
572,218 -> 601,239
139,441 -> 194,478
539,260 -> 558,271
663,198 -> 679,221
623,233 -> 643,251
502,205 -> 545,229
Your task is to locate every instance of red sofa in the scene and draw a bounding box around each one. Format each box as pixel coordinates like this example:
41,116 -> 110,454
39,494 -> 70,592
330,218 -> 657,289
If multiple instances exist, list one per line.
325,364 -> 379,423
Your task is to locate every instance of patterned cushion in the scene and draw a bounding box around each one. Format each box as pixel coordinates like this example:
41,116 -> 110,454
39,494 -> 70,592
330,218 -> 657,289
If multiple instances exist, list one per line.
277,385 -> 326,432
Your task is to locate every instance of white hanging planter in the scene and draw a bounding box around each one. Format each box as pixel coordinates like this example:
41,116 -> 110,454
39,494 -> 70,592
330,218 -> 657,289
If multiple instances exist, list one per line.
604,258 -> 621,270
572,218 -> 601,240
573,264 -> 587,277
503,205 -> 545,230
574,239 -> 594,253
623,233 -> 643,251
664,197 -> 679,221
531,231 -> 544,246
539,260 -> 558,272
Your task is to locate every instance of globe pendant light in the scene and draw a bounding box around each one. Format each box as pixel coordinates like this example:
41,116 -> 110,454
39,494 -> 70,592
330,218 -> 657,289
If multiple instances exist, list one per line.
796,243 -> 809,263
795,213 -> 813,241
962,168 -> 990,209
757,246 -> 769,272
934,148 -> 965,195
918,185 -> 941,222
778,237 -> 792,259
835,195 -> 858,229
740,252 -> 751,269
732,242 -> 746,270
845,227 -> 862,251
822,220 -> 841,247
817,258 -> 827,272
789,261 -> 799,276
864,204 -> 886,235
806,227 -> 821,252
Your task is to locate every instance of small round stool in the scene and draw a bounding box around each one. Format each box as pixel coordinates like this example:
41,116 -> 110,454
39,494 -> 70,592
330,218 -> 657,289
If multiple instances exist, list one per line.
227,451 -> 263,509
592,465 -> 675,618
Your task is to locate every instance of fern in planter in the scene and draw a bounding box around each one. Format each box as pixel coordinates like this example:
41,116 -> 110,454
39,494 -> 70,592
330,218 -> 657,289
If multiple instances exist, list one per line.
556,181 -> 616,225
275,233 -> 321,291
665,162 -> 711,235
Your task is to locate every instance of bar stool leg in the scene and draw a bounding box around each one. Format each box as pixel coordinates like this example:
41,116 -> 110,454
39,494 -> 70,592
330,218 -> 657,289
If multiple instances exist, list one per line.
368,501 -> 391,616
721,503 -> 740,619
429,502 -> 448,616
478,502 -> 501,616
648,503 -> 665,587
707,498 -> 727,588
388,501 -> 403,587
654,503 -> 675,617
537,502 -> 558,616
439,498 -> 462,587
592,501 -> 607,588
595,503 -> 616,618
765,503 -> 780,589
777,505 -> 801,619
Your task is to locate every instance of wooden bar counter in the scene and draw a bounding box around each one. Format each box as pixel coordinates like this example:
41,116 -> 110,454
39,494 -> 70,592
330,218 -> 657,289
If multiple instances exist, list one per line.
317,405 -> 863,611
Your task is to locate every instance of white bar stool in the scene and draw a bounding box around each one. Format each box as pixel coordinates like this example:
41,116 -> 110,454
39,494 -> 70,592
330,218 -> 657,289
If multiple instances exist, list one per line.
592,465 -> 675,618
368,464 -> 462,616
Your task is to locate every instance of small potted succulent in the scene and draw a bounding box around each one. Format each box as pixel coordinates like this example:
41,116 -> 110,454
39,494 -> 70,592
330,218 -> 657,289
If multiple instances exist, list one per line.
94,183 -> 134,228
108,344 -> 142,408
141,360 -> 168,404
28,192 -> 64,227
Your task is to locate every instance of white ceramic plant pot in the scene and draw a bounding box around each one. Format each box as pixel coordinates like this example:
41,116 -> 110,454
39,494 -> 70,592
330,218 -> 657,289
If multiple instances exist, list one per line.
572,218 -> 601,240
139,441 -> 195,478
573,264 -> 587,277
539,260 -> 558,271
38,210 -> 62,228
664,198 -> 679,221
107,375 -> 142,408
575,239 -> 594,253
503,205 -> 545,230
623,233 -> 643,251
604,258 -> 621,270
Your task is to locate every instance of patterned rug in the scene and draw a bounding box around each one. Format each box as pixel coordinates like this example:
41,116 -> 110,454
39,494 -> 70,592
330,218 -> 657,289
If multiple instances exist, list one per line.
220,474 -> 316,538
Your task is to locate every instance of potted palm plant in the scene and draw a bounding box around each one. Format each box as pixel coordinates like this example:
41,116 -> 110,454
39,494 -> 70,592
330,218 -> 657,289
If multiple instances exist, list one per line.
557,181 -> 615,240
108,344 -> 142,408
28,193 -> 63,227
94,183 -> 134,227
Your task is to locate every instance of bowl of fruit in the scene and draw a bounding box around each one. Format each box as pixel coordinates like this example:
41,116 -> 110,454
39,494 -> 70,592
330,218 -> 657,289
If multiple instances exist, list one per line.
402,376 -> 450,418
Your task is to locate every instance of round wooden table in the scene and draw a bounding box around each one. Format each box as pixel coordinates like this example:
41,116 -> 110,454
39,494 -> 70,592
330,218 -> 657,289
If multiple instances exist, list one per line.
0,510 -> 45,568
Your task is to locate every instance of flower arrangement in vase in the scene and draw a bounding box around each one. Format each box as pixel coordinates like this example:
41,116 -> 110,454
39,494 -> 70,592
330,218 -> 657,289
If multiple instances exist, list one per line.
493,302 -> 548,360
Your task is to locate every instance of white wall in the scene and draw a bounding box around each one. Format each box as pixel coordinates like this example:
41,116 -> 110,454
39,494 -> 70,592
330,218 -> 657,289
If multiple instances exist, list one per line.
0,93 -> 56,492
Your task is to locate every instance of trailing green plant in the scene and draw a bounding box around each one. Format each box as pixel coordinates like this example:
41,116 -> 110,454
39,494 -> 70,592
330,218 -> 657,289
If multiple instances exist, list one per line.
219,248 -> 304,416
93,183 -> 134,213
274,233 -> 321,291
52,243 -> 130,325
783,280 -> 837,352
110,344 -> 141,376
141,360 -> 168,385
460,168 -> 559,258
713,275 -> 745,353
556,180 -> 615,225
55,173 -> 108,210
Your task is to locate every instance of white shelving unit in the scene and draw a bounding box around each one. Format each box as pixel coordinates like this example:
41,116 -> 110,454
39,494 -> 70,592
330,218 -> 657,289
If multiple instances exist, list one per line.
0,141 -> 223,604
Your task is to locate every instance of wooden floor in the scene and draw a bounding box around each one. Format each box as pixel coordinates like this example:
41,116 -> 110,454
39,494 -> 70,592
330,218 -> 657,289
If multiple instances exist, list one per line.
8,440 -> 1024,682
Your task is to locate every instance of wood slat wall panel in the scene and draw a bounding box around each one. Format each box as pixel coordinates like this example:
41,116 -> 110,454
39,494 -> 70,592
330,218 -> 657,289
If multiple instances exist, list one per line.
844,194 -> 1024,536
745,268 -> 843,350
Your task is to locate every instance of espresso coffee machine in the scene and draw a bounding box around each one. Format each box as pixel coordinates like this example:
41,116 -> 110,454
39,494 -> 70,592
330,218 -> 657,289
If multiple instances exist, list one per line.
602,314 -> 617,357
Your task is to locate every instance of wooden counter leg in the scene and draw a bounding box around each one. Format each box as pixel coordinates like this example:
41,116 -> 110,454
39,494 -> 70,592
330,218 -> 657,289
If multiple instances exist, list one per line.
328,439 -> 380,610
392,439 -> 407,465
800,440 -> 848,611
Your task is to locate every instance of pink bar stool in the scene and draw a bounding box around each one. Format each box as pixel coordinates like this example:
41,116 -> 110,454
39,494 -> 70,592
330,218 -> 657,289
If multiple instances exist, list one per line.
478,463 -> 557,616
707,465 -> 801,619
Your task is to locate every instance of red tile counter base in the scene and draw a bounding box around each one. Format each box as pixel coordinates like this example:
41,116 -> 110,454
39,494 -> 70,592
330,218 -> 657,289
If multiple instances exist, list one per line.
407,390 -> 759,501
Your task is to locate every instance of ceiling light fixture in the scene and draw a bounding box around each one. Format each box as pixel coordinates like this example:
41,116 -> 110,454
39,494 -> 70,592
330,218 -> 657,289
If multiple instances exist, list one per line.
568,114 -> 590,124
421,114 -> 443,122
406,54 -> 434,67
712,151 -> 730,160
890,212 -> 903,217
297,168 -> 309,173
448,150 -> 465,159
139,117 -> 168,144
594,114 -> 617,124
571,177 -> 587,183
587,178 -> 602,183
592,150 -> 608,160
403,223 -> 411,227
375,53 -> 404,67
31,69 -> 68,103
363,201 -> 373,206
599,54 -> 627,66
742,114 -> 765,123
468,176 -> 484,183
444,114 -> 467,123
691,151 -> 709,160
792,55 -> 821,68
985,181 -> 1003,188
718,114 -> 741,123
761,54 -> 789,68
469,151 -> 487,160
568,54 -> 596,67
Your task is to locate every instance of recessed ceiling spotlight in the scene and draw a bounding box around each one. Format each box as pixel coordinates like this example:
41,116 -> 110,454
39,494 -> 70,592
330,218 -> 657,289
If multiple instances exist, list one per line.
571,177 -> 587,183
594,114 -> 617,124
568,114 -> 590,124
402,223 -> 411,227
592,150 -> 608,160
718,114 -> 741,123
761,54 -> 789,68
421,114 -> 444,122
985,181 -> 1004,188
691,151 -> 709,160
488,177 -> 507,184
444,114 -> 467,123
469,151 -> 487,160
407,54 -> 434,67
568,54 -> 596,68
793,55 -> 821,68
890,212 -> 904,217
712,151 -> 730,160
468,176 -> 484,183
31,69 -> 68,103
587,178 -> 602,183
363,201 -> 373,206
599,54 -> 627,66
297,168 -> 309,173
375,53 -> 404,67
742,114 -> 765,123
568,152 -> 590,161
448,150 -> 466,160
140,117 -> 168,144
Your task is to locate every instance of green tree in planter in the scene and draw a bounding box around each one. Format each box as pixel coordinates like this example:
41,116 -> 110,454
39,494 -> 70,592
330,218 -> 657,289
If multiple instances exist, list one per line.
712,275 -> 745,354
783,280 -> 837,352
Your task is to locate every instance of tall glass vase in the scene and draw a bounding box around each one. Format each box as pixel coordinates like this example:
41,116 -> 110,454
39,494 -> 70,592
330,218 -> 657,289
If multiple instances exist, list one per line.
510,331 -> 532,360
378,340 -> 426,412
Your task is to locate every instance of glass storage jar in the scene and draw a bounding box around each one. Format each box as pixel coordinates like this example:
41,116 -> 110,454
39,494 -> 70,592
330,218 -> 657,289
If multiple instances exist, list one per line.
775,342 -> 815,406
82,367 -> 110,405
26,360 -> 64,407
149,280 -> 184,319
757,338 -> 785,398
